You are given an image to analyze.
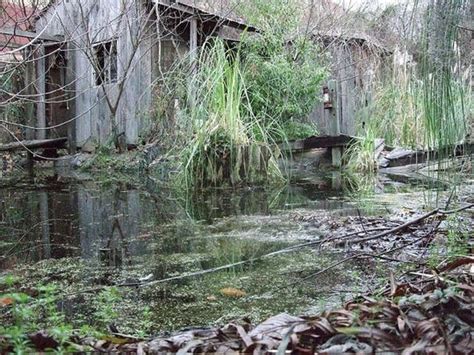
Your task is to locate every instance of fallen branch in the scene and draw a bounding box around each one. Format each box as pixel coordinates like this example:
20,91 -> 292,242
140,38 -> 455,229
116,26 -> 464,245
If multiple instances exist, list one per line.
344,204 -> 473,245
299,228 -> 437,285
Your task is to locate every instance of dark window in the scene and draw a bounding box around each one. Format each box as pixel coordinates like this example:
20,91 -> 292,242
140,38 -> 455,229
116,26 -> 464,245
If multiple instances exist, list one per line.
94,40 -> 117,85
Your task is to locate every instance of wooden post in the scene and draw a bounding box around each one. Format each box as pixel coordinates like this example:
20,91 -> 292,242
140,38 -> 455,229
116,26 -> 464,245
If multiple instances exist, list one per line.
36,43 -> 46,140
331,171 -> 342,190
65,42 -> 77,154
189,17 -> 198,62
25,46 -> 36,175
328,80 -> 342,168
25,46 -> 35,141
188,17 -> 198,109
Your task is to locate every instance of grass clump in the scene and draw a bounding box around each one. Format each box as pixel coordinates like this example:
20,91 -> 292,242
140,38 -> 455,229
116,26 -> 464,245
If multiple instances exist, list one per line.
358,0 -> 471,152
175,39 -> 284,189
343,128 -> 377,173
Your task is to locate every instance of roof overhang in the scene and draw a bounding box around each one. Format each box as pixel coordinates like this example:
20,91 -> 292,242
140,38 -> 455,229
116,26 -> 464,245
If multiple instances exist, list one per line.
152,0 -> 257,32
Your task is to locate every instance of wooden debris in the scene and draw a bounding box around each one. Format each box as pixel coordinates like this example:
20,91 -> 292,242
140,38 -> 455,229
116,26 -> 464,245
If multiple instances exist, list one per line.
0,138 -> 67,152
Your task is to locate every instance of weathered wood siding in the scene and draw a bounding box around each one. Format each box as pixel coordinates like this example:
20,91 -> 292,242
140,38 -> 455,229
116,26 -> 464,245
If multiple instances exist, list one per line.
309,42 -> 384,136
34,1 -> 245,147
36,0 -> 156,146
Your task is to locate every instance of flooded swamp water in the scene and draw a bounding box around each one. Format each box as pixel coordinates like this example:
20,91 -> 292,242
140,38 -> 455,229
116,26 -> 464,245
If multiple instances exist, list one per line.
0,167 -> 472,335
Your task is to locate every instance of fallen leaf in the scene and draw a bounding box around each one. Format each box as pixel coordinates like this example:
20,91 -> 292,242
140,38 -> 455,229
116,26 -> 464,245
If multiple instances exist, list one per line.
220,288 -> 246,298
28,331 -> 59,351
0,297 -> 14,306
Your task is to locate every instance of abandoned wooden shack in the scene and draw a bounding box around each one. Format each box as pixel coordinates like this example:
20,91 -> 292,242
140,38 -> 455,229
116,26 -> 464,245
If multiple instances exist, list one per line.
309,30 -> 391,136
27,0 -> 253,150
302,1 -> 392,136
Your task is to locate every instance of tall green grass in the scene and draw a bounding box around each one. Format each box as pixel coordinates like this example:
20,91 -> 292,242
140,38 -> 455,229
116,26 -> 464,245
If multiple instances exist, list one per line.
356,64 -> 424,149
175,39 -> 284,189
348,0 -> 472,207
355,60 -> 469,152
343,127 -> 377,173
420,0 -> 469,153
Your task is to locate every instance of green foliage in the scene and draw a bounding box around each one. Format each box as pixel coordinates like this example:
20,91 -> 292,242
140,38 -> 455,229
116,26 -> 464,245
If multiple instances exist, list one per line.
356,69 -> 424,149
428,214 -> 470,268
0,66 -> 25,125
238,0 -> 327,130
444,216 -> 470,260
359,1 -> 471,151
0,281 -> 73,353
0,280 -> 124,352
278,120 -> 318,141
93,287 -> 122,331
419,0 -> 470,152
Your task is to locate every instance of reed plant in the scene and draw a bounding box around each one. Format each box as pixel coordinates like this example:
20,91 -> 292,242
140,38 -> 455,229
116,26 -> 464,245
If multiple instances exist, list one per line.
419,0 -> 469,153
343,127 -> 377,173
354,1 -> 470,154
175,39 -> 284,189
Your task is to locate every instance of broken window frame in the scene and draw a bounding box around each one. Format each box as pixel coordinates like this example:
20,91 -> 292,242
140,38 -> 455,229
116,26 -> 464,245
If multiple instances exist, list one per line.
93,39 -> 118,85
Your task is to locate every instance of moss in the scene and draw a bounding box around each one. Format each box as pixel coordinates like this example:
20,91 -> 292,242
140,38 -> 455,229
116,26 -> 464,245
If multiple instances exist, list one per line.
2,246 -> 378,336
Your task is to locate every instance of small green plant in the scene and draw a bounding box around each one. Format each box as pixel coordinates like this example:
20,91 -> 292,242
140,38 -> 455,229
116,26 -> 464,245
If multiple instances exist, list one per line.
0,280 -> 80,353
343,128 -> 377,173
428,214 -> 470,268
445,215 -> 470,260
93,287 -> 122,331
0,291 -> 33,353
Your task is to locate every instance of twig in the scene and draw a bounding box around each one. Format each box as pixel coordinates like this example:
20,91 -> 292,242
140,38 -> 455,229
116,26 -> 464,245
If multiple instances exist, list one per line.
319,226 -> 395,247
298,228 -> 437,285
344,209 -> 439,245
439,203 -> 474,214
343,204 -> 473,246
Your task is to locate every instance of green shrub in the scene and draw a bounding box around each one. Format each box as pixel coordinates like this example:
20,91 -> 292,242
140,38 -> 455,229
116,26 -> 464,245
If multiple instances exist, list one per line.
237,0 -> 327,137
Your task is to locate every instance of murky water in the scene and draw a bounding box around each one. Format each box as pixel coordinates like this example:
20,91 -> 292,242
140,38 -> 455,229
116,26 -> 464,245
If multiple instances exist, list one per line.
1,168 -> 469,333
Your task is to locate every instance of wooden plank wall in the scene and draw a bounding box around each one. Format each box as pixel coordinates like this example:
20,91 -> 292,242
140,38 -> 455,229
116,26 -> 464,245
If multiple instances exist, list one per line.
309,42 -> 382,136
36,0 -> 157,147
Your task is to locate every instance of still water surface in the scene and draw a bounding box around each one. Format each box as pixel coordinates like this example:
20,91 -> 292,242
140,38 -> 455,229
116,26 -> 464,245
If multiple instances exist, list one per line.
0,170 -> 449,332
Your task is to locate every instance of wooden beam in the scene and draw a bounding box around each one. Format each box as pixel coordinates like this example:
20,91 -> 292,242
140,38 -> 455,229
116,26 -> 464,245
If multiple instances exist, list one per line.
25,46 -> 35,140
380,143 -> 473,168
0,28 -> 63,42
0,41 -> 22,49
36,44 -> 46,140
327,80 -> 342,167
281,135 -> 356,153
0,137 -> 67,152
189,17 -> 198,59
65,43 -> 77,153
